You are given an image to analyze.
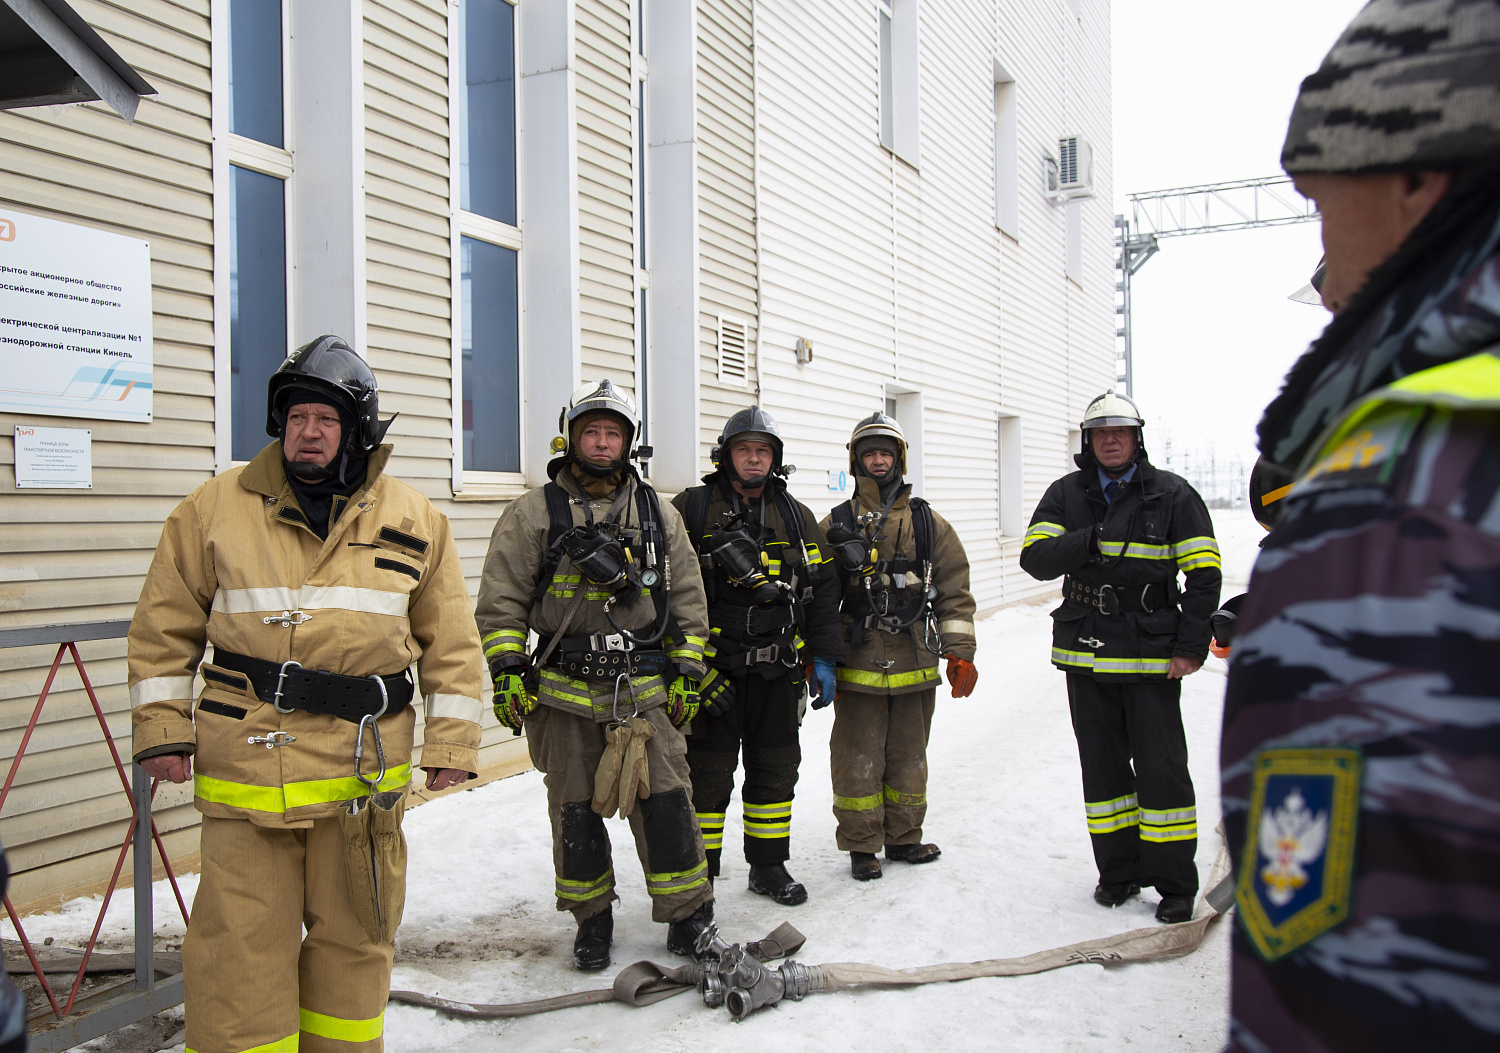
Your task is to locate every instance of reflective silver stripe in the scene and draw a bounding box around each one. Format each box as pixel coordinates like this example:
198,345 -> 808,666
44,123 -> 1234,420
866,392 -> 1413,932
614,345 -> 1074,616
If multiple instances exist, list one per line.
1084,794 -> 1138,816
1140,806 -> 1197,824
130,675 -> 195,707
937,619 -> 974,637
212,586 -> 410,618
426,693 -> 483,723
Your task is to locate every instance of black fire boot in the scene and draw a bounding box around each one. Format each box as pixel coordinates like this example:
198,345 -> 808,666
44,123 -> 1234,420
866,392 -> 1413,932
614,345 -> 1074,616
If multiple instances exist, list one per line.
885,842 -> 942,864
573,907 -> 613,972
1093,881 -> 1141,908
748,863 -> 808,906
666,900 -> 715,959
850,851 -> 883,881
1155,894 -> 1194,924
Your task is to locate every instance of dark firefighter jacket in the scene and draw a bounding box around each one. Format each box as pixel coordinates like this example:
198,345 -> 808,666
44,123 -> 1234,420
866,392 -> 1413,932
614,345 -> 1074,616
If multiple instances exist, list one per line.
671,474 -> 845,678
1020,456 -> 1221,680
819,477 -> 976,695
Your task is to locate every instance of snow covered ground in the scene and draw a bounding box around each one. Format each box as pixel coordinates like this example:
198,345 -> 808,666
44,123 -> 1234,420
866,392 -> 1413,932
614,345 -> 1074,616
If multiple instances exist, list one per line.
16,512 -> 1263,1052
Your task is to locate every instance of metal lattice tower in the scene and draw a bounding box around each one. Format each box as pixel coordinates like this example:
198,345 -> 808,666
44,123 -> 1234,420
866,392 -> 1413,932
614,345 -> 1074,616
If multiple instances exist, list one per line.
1114,175 -> 1320,393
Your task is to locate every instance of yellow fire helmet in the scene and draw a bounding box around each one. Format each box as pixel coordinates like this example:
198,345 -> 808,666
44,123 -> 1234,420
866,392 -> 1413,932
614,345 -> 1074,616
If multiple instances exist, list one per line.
847,411 -> 908,475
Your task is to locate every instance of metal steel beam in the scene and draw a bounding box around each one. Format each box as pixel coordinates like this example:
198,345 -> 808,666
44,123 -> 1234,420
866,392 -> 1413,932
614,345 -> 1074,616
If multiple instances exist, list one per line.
1127,175 -> 1318,239
25,974 -> 183,1053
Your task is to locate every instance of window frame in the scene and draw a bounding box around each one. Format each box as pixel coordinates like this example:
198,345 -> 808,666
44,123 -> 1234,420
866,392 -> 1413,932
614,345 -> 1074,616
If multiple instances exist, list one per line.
993,63 -> 1018,240
212,0 -> 295,472
449,0 -> 527,500
876,0 -> 920,168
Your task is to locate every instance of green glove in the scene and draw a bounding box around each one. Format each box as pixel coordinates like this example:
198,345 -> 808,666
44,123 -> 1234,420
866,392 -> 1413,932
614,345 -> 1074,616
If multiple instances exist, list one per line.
698,668 -> 736,718
665,675 -> 701,728
492,672 -> 535,734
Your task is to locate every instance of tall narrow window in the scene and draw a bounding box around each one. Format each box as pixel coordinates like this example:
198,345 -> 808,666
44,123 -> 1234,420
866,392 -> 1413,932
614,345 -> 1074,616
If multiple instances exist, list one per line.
461,238 -> 520,471
997,414 -> 1023,536
453,0 -> 523,486
227,0 -> 290,462
993,69 -> 1018,238
459,0 -> 516,225
877,0 -> 920,166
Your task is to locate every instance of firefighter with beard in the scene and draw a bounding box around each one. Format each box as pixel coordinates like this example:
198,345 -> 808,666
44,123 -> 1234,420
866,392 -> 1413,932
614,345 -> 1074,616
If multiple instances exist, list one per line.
820,412 -> 977,881
474,380 -> 714,972
671,407 -> 844,906
1020,393 -> 1220,924
128,336 -> 483,1051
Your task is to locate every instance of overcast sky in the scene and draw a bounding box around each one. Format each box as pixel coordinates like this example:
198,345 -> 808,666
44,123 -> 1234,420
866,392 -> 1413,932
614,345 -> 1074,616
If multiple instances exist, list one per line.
1110,0 -> 1368,482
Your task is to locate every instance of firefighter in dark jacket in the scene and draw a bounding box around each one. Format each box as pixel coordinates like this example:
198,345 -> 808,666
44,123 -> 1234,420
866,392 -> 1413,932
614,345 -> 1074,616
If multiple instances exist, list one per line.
671,407 -> 845,906
1020,393 -> 1221,924
820,413 -> 978,882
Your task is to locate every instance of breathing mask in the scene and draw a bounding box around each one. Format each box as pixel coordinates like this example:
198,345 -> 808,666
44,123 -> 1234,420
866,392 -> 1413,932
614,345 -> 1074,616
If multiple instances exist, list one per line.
556,524 -> 638,595
706,512 -> 782,606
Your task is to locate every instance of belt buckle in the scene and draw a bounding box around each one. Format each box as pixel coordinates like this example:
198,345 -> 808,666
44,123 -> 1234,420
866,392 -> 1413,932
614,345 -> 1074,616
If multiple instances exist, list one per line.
592,632 -> 628,652
272,660 -> 302,714
754,644 -> 779,664
1097,584 -> 1120,616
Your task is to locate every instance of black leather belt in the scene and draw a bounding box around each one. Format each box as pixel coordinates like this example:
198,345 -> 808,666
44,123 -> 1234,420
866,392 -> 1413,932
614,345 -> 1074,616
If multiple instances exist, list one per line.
209,649 -> 413,722
1063,578 -> 1173,616
708,602 -> 797,637
549,638 -> 668,681
709,642 -> 791,670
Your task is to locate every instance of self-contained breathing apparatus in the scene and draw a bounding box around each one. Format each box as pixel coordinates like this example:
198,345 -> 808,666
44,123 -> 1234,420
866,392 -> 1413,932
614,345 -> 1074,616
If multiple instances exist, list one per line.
689,488 -> 816,674
828,492 -> 942,653
524,478 -> 678,688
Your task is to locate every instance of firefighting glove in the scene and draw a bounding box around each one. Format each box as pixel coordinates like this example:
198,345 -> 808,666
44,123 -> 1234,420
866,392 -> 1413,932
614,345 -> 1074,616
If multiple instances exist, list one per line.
809,657 -> 838,710
944,656 -> 978,699
698,668 -> 736,718
617,716 -> 653,818
666,675 -> 701,728
491,672 -> 535,733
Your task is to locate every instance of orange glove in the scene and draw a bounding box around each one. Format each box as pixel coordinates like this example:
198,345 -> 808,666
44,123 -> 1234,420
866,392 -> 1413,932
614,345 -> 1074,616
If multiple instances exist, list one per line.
944,656 -> 977,698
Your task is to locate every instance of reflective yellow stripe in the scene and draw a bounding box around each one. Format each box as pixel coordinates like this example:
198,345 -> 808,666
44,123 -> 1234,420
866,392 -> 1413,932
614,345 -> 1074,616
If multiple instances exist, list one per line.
882,784 -> 925,807
742,801 -> 792,818
1140,806 -> 1196,824
1140,823 -> 1198,843
1084,793 -> 1138,816
1051,649 -> 1171,675
556,868 -> 614,901
1087,809 -> 1141,834
833,791 -> 882,811
697,812 -> 725,849
299,1007 -> 383,1042
194,764 -> 412,814
744,799 -> 792,837
744,822 -> 791,839
645,861 -> 709,895
1023,522 -> 1066,549
835,666 -> 941,690
1098,540 -> 1172,560
1177,553 -> 1222,572
537,670 -> 593,705
187,1036 -> 298,1053
482,629 -> 527,658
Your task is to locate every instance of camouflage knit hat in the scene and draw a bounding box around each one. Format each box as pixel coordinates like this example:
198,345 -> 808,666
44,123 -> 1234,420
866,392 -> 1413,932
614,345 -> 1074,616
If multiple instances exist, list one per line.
1282,0 -> 1500,174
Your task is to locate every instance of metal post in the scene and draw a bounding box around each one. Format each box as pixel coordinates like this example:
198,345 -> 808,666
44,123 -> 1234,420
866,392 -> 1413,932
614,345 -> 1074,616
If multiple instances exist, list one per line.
131,763 -> 153,991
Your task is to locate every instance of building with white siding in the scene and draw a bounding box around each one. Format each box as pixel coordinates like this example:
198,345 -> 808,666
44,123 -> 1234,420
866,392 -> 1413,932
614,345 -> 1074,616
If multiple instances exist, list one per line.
0,0 -> 1111,904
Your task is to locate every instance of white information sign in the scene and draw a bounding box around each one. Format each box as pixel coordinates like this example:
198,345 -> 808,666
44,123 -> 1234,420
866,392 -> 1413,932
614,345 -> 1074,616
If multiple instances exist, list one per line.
827,468 -> 850,494
15,425 -> 92,489
0,210 -> 152,422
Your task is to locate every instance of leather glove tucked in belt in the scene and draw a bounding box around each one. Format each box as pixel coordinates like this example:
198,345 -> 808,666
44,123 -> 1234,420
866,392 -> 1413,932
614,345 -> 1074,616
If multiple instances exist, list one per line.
697,668 -> 736,718
492,672 -> 535,733
665,675 -> 701,728
944,656 -> 978,699
809,657 -> 838,710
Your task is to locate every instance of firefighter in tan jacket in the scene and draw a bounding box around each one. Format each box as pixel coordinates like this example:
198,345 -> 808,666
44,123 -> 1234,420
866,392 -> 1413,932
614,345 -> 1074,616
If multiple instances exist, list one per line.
475,380 -> 714,972
820,413 -> 979,881
129,337 -> 484,1053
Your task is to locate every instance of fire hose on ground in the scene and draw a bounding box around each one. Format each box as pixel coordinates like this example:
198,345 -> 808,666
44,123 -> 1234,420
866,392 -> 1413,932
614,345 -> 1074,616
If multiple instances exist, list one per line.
389,842 -> 1234,1023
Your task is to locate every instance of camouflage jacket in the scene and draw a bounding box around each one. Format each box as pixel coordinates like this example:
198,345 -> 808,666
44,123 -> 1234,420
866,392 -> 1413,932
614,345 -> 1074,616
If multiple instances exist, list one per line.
1224,180 -> 1500,1051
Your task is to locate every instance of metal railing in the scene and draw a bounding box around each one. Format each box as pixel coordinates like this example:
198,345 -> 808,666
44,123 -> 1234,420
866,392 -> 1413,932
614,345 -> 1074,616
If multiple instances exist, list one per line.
0,621 -> 188,1050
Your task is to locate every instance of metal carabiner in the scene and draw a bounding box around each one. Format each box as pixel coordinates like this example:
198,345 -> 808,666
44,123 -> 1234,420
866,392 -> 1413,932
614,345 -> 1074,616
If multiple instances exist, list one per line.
611,668 -> 640,723
354,713 -> 387,794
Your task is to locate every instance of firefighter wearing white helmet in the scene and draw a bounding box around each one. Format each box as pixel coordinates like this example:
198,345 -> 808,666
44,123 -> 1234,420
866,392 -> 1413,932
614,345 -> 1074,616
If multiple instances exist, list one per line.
819,411 -> 978,881
474,378 -> 715,971
1020,391 -> 1221,924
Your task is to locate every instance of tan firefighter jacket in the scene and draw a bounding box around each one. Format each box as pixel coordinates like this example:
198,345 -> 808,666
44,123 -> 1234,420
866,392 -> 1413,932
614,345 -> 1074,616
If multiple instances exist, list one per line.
475,467 -> 709,721
820,477 -> 977,696
127,442 -> 485,829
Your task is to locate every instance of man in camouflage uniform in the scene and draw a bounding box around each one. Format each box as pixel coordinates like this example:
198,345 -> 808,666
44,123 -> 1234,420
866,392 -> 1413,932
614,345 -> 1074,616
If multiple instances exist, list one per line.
1223,3 -> 1500,1049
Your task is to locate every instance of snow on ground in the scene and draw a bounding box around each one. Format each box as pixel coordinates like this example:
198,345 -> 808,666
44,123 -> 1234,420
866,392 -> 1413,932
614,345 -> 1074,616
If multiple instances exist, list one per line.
15,512 -> 1263,1052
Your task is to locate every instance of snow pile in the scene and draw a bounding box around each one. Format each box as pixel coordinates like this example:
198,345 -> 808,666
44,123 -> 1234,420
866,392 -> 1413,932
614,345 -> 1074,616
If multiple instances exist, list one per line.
17,514 -> 1262,1051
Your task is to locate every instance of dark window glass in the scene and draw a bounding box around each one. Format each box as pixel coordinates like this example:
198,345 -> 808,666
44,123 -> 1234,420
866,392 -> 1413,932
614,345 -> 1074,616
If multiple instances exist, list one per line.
229,0 -> 283,147
462,237 -> 520,472
230,165 -> 287,461
460,0 -> 517,225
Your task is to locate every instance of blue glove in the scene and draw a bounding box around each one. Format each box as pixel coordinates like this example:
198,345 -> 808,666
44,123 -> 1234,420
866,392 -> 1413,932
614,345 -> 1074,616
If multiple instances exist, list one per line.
811,657 -> 838,710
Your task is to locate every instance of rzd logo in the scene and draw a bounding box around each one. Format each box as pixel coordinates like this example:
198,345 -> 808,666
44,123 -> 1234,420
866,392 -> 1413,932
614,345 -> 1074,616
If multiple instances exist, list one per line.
0,218 -> 14,242
15,427 -> 33,437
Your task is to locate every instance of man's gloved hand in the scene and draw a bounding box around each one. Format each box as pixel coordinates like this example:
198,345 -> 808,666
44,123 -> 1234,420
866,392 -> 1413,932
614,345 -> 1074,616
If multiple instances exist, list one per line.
944,656 -> 978,698
666,675 -> 702,728
698,668 -> 736,718
492,672 -> 535,733
809,657 -> 838,710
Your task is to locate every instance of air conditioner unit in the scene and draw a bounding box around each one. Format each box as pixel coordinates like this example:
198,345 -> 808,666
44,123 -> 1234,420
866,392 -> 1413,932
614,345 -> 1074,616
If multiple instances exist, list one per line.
1046,134 -> 1094,204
